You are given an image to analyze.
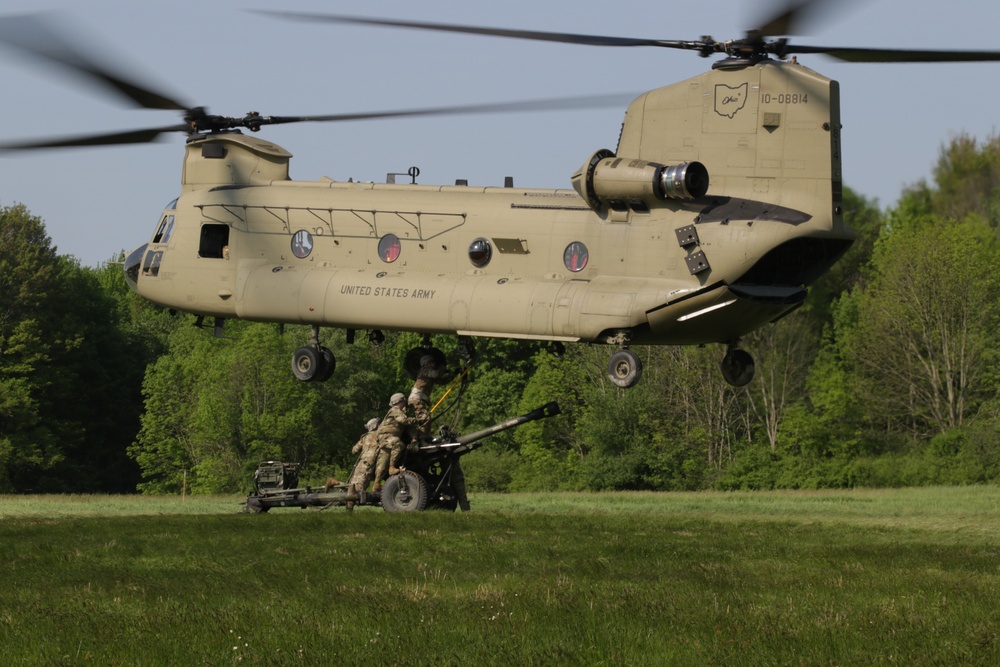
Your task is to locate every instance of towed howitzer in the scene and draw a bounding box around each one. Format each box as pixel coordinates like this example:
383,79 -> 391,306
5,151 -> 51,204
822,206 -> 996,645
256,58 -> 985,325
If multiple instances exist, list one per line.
242,401 -> 560,513
417,401 -> 561,457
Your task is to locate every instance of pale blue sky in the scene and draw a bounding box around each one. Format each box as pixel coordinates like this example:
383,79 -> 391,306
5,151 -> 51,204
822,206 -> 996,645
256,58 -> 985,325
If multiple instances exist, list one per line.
2,0 -> 998,266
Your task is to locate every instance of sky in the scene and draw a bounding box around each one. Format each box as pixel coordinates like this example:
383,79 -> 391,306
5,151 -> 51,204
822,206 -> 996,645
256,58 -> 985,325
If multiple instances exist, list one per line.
1,0 -> 999,267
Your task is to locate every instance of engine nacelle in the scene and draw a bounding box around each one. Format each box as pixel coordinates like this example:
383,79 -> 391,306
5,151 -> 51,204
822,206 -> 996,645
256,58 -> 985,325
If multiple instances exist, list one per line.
571,149 -> 709,212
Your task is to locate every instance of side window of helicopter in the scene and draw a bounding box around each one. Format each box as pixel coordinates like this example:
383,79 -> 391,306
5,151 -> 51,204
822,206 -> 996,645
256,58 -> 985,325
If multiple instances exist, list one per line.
291,230 -> 313,259
378,234 -> 401,263
199,224 -> 230,259
563,241 -> 589,272
468,238 -> 492,268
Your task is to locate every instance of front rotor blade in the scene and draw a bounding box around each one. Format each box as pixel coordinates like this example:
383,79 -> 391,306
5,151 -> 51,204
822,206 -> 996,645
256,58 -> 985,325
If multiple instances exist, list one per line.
753,0 -> 832,37
0,13 -> 189,111
261,93 -> 639,127
0,125 -> 190,153
254,10 -> 695,50
789,44 -> 1000,63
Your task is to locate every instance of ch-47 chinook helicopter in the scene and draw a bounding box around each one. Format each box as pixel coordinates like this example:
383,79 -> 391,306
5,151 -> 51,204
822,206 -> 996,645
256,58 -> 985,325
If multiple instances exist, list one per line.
4,2 -> 1000,389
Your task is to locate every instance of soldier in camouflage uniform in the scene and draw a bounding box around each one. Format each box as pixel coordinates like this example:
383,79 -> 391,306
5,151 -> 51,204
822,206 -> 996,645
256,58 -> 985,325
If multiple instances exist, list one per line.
408,355 -> 453,438
372,392 -> 416,492
345,417 -> 380,510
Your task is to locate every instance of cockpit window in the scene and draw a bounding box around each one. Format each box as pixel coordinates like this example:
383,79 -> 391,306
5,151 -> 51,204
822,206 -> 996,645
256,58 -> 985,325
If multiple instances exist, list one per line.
152,214 -> 175,245
166,197 -> 178,210
142,250 -> 163,277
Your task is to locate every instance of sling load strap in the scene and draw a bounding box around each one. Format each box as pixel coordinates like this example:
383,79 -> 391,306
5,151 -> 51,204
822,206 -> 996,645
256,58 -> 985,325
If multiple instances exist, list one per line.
430,360 -> 472,414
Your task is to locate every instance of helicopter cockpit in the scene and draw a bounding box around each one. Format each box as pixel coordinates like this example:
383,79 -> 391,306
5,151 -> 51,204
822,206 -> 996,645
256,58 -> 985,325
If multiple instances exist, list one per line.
124,197 -> 178,290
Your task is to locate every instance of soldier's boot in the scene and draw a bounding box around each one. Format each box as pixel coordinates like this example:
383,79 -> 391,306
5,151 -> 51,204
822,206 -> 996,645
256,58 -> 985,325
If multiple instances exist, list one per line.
345,500 -> 355,511
372,482 -> 383,493
388,466 -> 400,476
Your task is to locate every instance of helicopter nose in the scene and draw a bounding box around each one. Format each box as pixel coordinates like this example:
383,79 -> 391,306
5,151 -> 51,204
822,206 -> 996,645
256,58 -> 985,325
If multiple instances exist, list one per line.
123,243 -> 147,293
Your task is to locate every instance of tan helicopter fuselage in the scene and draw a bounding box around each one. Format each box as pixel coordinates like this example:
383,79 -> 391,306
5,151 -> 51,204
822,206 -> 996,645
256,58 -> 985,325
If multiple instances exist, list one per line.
125,59 -> 853,348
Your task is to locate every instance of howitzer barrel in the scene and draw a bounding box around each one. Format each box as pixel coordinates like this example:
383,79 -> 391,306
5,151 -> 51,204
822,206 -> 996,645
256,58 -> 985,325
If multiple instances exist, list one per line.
455,402 -> 561,446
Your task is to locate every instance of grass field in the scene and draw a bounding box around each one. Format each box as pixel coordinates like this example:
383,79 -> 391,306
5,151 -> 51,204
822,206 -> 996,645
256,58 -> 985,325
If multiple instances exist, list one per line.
1,487 -> 997,665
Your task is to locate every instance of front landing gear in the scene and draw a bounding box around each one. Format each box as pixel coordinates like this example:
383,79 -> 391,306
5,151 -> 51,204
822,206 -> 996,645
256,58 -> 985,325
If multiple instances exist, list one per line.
292,326 -> 335,382
720,345 -> 755,387
607,348 -> 643,389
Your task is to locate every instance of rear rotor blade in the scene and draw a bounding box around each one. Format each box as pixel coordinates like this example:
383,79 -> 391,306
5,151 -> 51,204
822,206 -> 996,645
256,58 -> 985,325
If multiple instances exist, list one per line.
788,44 -> 1000,62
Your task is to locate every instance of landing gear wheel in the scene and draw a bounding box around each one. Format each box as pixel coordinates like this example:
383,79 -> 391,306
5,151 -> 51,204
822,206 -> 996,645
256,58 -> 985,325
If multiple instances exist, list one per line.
404,346 -> 446,379
316,347 -> 335,383
292,346 -> 322,382
720,348 -> 755,387
608,349 -> 643,388
381,470 -> 429,512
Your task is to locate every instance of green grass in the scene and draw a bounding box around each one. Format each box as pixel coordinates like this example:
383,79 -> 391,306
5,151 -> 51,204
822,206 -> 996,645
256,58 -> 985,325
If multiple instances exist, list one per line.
1,487 -> 998,665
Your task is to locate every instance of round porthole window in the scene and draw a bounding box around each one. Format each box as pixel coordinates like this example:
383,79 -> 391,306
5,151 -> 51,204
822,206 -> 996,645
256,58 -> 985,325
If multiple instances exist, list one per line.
379,234 -> 401,263
563,241 -> 589,272
468,238 -> 492,268
291,230 -> 313,258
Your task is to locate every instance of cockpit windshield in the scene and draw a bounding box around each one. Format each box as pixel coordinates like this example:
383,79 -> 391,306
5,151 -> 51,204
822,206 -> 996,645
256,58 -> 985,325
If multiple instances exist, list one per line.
152,214 -> 174,244
151,197 -> 179,245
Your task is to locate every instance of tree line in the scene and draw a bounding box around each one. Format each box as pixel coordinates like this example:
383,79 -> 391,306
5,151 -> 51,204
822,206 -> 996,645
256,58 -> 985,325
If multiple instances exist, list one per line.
2,134 -> 999,494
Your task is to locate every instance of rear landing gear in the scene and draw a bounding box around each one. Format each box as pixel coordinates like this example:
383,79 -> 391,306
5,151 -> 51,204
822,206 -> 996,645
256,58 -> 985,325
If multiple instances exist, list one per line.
292,326 -> 335,382
720,345 -> 755,387
607,348 -> 643,388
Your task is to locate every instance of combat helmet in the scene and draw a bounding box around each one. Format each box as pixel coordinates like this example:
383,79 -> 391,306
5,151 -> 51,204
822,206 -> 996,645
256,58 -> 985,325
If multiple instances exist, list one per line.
389,392 -> 406,406
366,418 -> 380,431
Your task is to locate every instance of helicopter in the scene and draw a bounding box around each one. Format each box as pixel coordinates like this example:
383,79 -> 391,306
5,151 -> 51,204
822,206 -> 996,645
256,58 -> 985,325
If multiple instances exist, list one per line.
4,2 -> 1000,389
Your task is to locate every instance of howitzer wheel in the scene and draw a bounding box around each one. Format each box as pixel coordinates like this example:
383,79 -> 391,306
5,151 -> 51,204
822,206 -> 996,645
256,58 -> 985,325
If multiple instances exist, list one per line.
381,470 -> 429,512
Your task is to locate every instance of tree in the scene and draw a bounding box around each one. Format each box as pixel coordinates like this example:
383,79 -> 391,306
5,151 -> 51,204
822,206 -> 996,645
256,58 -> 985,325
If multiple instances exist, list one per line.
897,133 -> 1000,231
131,321 -> 403,493
805,186 -> 885,321
846,218 -> 1000,436
743,311 -> 819,452
0,206 -> 153,491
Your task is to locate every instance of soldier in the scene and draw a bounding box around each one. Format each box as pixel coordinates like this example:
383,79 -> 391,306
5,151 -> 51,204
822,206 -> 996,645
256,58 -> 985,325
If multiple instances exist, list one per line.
409,354 -> 452,438
372,392 -> 416,492
344,417 -> 380,510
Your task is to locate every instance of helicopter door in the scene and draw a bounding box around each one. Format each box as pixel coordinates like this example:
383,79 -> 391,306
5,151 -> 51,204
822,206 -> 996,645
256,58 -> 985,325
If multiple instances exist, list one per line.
199,223 -> 230,259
